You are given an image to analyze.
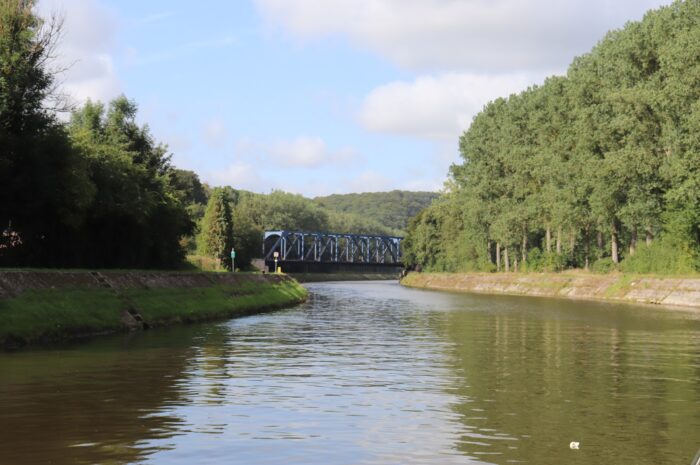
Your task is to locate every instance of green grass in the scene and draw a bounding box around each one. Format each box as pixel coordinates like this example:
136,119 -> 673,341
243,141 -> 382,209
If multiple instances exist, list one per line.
0,275 -> 307,348
0,288 -> 124,346
184,254 -> 228,272
125,280 -> 307,325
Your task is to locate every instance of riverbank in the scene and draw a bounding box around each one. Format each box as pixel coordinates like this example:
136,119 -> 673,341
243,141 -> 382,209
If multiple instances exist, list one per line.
401,272 -> 700,310
0,270 -> 307,348
289,272 -> 400,283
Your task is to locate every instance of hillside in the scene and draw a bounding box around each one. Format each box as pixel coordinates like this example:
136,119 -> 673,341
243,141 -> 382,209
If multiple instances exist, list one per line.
314,191 -> 439,233
186,187 -> 434,268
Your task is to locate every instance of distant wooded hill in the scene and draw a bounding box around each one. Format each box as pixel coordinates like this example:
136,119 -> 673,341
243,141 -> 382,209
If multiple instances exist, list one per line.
314,191 -> 439,233
182,184 -> 438,268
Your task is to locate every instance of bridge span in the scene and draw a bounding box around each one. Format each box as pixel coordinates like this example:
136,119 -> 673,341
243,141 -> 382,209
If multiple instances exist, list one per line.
263,230 -> 403,273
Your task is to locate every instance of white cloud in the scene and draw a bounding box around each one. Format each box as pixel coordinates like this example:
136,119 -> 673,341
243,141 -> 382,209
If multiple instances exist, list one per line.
269,137 -> 327,167
267,137 -> 356,168
234,136 -> 358,169
361,72 -> 538,139
343,171 -> 394,193
209,163 -> 263,191
38,0 -> 122,105
255,0 -> 670,72
202,117 -> 228,149
133,11 -> 176,27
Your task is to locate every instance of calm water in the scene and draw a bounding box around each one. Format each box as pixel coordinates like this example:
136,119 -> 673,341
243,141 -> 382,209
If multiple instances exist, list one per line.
1,281 -> 700,465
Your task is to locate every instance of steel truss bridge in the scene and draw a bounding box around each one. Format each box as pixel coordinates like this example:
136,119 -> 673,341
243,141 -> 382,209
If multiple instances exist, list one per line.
263,230 -> 403,273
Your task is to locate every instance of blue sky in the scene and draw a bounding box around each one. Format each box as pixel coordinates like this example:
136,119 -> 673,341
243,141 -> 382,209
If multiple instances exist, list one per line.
39,0 -> 670,197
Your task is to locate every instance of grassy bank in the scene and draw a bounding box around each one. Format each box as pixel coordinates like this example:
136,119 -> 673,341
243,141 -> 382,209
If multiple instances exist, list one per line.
0,271 -> 307,348
401,271 -> 700,310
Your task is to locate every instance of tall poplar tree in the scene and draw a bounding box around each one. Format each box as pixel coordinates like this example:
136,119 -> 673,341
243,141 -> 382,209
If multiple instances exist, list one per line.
199,189 -> 234,270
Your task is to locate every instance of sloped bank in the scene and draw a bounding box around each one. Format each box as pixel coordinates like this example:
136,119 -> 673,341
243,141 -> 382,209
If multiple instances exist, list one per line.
0,271 -> 307,348
401,272 -> 700,310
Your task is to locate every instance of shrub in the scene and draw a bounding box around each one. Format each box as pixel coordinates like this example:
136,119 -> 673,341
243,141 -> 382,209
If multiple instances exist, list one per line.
523,248 -> 567,272
591,257 -> 618,274
621,236 -> 697,275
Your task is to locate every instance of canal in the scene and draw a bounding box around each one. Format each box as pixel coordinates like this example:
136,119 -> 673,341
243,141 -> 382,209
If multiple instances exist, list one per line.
1,281 -> 699,464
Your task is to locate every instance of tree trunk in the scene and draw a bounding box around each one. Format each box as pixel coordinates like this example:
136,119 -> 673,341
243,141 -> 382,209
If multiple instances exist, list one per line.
646,226 -> 653,247
514,256 -> 519,273
496,242 -> 501,272
487,241 -> 493,264
522,233 -> 528,266
611,221 -> 620,264
569,228 -> 576,259
556,226 -> 562,255
546,226 -> 552,253
584,225 -> 590,271
629,226 -> 637,257
597,229 -> 604,250
504,247 -> 510,272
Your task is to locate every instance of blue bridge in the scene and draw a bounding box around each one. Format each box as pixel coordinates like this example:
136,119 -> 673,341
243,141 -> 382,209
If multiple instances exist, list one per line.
263,230 -> 404,273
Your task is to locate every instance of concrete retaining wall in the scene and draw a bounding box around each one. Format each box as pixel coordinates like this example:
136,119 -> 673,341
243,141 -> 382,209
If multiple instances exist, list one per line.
401,272 -> 700,309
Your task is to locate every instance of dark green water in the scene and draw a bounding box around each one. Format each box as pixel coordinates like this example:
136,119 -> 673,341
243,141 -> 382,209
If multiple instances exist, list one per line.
1,281 -> 699,465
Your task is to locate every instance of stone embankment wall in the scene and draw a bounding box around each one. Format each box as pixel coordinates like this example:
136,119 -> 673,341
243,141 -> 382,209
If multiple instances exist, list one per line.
401,272 -> 700,309
0,270 -> 288,297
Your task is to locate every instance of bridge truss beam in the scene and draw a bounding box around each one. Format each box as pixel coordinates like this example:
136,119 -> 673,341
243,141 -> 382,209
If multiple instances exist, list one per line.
263,230 -> 403,266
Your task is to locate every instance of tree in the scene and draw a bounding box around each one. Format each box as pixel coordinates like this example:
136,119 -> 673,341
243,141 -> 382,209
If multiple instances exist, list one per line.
68,97 -> 193,268
199,189 -> 234,270
0,0 -> 94,267
405,0 -> 700,274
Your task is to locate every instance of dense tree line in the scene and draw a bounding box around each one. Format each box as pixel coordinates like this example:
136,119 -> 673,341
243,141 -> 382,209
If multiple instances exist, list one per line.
314,191 -> 438,233
194,189 -> 404,269
405,0 -> 700,274
0,1 -> 192,268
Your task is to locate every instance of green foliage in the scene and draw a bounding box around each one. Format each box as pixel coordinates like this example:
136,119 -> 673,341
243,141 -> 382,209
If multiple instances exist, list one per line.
406,0 -> 700,275
621,237 -> 698,274
314,191 -> 439,233
0,2 -> 193,269
211,189 -> 409,267
231,207 -> 262,269
590,258 -> 618,274
198,189 -> 234,270
522,249 -> 568,273
0,1 -> 94,266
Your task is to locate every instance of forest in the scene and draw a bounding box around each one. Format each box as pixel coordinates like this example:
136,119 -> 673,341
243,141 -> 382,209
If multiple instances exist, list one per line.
314,191 -> 438,232
0,1 -> 429,270
404,0 -> 700,275
183,185 -> 432,270
0,2 -> 194,268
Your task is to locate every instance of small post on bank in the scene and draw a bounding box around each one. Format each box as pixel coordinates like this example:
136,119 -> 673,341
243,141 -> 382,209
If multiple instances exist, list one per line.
273,251 -> 279,273
230,247 -> 236,272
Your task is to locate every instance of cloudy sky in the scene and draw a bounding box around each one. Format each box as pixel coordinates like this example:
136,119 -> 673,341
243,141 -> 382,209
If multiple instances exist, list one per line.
38,0 -> 671,196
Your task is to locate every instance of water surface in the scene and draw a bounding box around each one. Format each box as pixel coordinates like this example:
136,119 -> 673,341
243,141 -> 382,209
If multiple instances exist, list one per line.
1,281 -> 699,464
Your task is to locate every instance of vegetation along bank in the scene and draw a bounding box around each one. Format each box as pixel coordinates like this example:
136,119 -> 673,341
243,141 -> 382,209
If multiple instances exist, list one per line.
404,1 -> 700,276
402,272 -> 700,310
0,271 -> 307,349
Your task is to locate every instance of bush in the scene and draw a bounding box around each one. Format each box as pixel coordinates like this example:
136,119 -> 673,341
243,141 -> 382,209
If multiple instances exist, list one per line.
523,248 -> 567,272
591,257 -> 618,274
621,236 -> 698,275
